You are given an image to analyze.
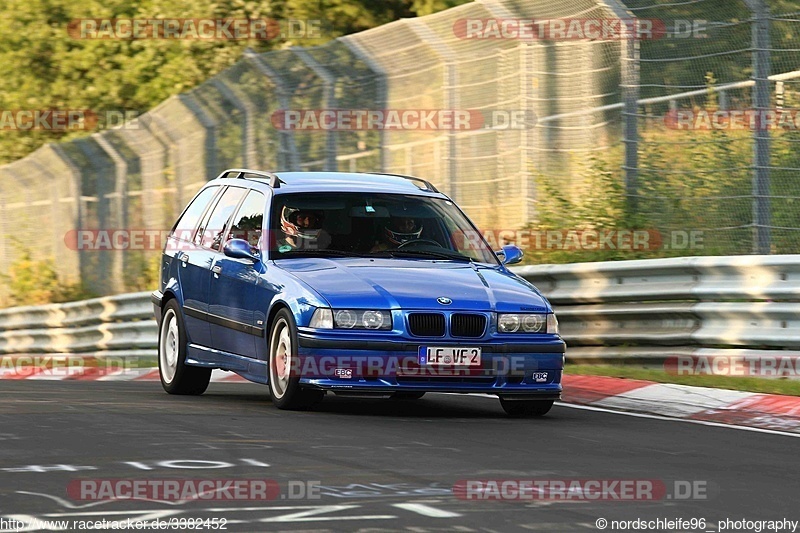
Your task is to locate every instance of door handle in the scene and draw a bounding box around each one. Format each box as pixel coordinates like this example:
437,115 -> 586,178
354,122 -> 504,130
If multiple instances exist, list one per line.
211,265 -> 222,275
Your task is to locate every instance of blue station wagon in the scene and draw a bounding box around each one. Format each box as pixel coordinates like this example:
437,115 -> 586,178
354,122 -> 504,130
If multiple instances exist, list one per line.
151,169 -> 565,417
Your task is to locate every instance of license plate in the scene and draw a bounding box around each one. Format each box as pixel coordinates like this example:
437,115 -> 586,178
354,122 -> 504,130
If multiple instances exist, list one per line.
419,346 -> 482,366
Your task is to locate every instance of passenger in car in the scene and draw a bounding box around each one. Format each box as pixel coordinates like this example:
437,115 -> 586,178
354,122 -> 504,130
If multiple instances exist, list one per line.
278,206 -> 332,250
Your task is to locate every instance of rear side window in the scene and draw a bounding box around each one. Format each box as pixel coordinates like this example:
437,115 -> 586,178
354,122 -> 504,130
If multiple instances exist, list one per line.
171,186 -> 219,241
198,187 -> 247,251
227,190 -> 266,249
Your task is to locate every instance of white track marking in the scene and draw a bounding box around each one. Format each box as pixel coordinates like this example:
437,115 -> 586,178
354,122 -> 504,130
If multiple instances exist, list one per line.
391,502 -> 461,517
432,393 -> 800,438
556,402 -> 800,438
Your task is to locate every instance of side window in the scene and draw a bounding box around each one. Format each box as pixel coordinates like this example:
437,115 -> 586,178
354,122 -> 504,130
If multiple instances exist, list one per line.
227,190 -> 266,248
171,186 -> 219,241
197,187 -> 247,251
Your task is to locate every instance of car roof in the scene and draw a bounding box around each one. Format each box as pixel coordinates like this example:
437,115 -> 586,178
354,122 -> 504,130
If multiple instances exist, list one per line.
209,169 -> 447,198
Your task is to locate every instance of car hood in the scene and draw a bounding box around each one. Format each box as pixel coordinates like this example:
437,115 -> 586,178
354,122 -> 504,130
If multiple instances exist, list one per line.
275,258 -> 550,312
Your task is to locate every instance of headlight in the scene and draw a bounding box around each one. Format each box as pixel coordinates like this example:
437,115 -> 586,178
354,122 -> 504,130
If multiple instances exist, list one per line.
311,308 -> 392,330
497,313 -> 557,334
334,310 -> 357,328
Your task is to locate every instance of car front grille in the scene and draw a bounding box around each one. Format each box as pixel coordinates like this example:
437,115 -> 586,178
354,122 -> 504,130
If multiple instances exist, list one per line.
407,313 -> 445,337
450,313 -> 486,338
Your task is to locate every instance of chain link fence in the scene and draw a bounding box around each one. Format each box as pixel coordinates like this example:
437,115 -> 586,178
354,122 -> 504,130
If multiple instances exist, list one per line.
1,0 -> 799,298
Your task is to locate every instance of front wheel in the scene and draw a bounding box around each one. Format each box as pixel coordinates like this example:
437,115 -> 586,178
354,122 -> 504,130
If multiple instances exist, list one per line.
268,309 -> 324,410
158,299 -> 211,395
500,398 -> 554,418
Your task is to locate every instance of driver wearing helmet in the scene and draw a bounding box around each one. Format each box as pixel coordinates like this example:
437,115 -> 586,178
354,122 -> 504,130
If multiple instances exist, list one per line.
371,216 -> 423,252
278,206 -> 331,251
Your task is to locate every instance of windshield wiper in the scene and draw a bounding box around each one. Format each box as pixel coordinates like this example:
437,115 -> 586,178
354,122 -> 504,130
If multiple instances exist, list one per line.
370,249 -> 473,262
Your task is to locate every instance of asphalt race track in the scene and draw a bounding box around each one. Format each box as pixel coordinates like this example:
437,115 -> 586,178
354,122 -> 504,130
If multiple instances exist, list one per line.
0,380 -> 798,532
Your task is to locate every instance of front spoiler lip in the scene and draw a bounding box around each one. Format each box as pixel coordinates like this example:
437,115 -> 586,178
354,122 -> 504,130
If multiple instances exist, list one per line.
297,333 -> 566,354
299,378 -> 562,398
303,382 -> 561,400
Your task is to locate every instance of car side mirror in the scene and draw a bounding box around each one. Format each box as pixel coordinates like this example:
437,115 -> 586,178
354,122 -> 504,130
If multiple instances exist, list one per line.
497,244 -> 523,265
223,238 -> 260,262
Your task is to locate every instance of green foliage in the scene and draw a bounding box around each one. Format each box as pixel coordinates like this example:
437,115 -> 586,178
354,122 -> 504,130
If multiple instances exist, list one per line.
123,252 -> 162,293
523,120 -> 800,265
0,0 -> 472,165
0,247 -> 94,307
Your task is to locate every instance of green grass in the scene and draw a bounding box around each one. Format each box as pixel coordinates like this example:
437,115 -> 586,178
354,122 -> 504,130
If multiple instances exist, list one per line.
566,364 -> 800,397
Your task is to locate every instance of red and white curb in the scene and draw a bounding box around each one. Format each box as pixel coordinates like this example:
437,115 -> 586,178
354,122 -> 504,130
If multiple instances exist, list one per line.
562,374 -> 800,433
2,361 -> 799,433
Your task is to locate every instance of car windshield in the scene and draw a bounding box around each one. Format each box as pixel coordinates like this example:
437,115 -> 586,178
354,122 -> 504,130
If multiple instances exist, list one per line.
268,192 -> 499,265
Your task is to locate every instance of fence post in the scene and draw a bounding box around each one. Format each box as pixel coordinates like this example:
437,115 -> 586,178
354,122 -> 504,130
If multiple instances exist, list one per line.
177,93 -> 219,182
244,49 -> 301,171
293,48 -> 338,171
93,133 -> 129,287
210,78 -> 257,168
405,20 -> 458,201
341,37 -> 387,172
600,0 -> 639,216
746,0 -> 771,254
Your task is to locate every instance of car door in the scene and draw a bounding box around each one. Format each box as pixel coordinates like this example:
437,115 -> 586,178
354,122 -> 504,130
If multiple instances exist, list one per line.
208,189 -> 268,357
171,185 -> 221,348
183,185 -> 248,348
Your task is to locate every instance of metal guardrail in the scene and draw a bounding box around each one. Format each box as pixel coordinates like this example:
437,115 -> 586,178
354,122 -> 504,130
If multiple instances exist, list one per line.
1,255 -> 799,365
517,254 -> 800,364
0,293 -> 155,357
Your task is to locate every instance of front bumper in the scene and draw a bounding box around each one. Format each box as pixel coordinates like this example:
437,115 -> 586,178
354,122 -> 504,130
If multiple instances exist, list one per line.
294,331 -> 565,397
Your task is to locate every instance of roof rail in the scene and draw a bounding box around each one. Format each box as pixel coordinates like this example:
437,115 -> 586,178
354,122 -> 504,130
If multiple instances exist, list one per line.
365,172 -> 439,193
215,168 -> 283,188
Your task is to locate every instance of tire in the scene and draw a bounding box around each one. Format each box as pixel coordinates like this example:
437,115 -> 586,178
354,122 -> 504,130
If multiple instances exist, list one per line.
500,398 -> 554,418
390,391 -> 426,400
159,299 -> 211,395
267,309 -> 324,410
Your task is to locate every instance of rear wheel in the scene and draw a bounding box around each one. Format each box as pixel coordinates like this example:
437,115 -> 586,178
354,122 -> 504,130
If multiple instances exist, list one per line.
158,299 -> 211,395
268,309 -> 324,410
500,398 -> 554,417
